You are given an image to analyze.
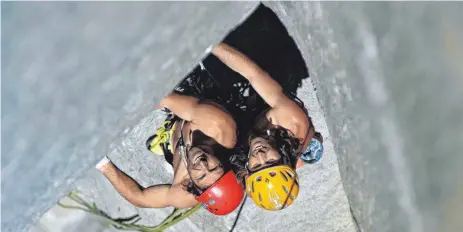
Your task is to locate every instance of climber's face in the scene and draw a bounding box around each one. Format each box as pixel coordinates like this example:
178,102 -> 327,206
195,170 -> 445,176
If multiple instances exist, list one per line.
186,130 -> 225,190
247,137 -> 281,172
187,145 -> 224,190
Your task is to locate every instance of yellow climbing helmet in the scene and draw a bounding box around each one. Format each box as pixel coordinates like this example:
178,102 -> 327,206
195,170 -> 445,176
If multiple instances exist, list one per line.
245,165 -> 299,211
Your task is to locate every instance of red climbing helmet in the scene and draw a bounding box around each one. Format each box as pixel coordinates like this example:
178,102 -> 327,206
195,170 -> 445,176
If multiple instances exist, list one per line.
197,170 -> 244,215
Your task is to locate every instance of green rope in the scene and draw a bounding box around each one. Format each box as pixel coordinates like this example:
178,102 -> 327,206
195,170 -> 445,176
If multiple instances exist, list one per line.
58,191 -> 201,232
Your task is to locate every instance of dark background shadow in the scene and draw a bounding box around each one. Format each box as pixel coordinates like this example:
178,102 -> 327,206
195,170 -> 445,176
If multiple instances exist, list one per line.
207,3 -> 309,94
175,4 -> 309,111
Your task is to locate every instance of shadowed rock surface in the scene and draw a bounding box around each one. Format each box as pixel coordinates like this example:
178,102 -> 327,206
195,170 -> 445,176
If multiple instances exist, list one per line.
266,2 -> 463,232
2,2 -> 258,231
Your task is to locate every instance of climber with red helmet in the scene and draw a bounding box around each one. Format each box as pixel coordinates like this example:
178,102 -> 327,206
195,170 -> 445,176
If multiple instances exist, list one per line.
97,91 -> 244,215
212,43 -> 324,211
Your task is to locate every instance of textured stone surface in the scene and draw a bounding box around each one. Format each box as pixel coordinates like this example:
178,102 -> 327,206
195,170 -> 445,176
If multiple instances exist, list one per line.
266,2 -> 463,232
2,2 -> 257,231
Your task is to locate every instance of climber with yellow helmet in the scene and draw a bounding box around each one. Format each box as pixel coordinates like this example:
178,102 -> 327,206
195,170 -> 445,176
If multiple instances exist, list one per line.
212,42 -> 324,211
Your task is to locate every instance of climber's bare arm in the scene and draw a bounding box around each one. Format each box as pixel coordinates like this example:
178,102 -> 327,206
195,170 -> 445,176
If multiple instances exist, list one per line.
159,92 -> 229,122
158,92 -> 237,149
212,43 -> 305,118
98,161 -> 198,208
212,43 -> 288,108
213,43 -> 312,142
158,93 -> 199,121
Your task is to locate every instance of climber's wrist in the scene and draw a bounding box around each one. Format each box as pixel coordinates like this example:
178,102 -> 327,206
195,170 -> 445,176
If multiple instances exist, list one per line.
96,156 -> 112,172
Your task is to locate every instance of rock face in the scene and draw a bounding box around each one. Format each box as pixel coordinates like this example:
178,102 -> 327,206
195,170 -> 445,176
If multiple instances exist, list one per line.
1,2 -> 258,231
3,2 -> 463,232
265,2 -> 463,232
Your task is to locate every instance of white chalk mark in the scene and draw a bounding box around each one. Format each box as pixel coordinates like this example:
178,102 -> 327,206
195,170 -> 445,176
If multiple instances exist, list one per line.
160,58 -> 175,71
